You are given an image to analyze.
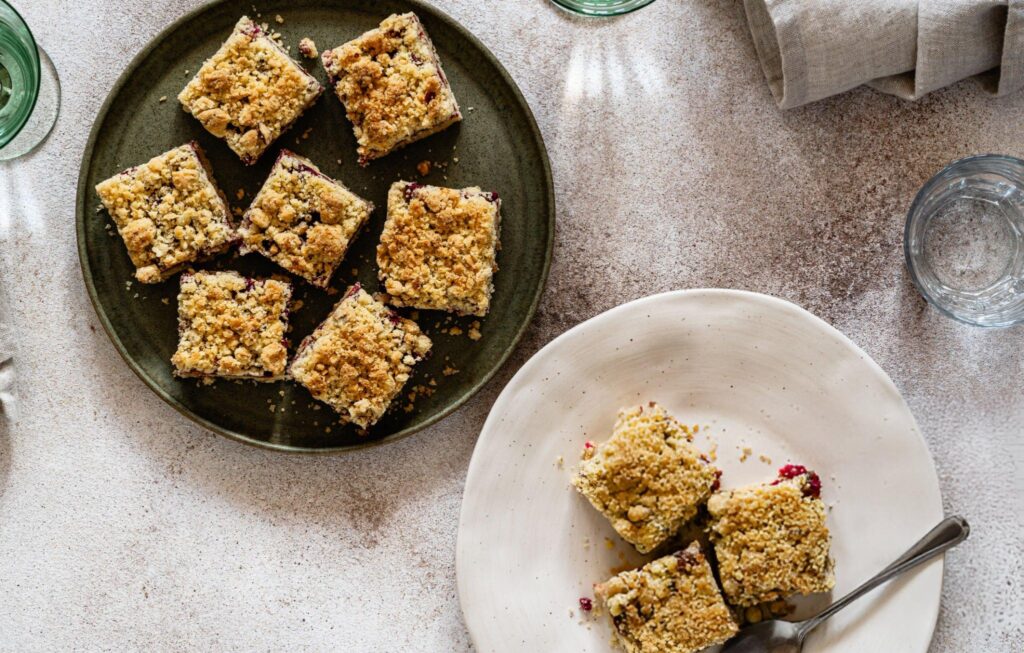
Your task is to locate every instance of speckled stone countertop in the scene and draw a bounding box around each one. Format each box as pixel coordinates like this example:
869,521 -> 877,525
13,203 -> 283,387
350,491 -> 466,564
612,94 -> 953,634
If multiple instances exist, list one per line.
1,0 -> 1021,650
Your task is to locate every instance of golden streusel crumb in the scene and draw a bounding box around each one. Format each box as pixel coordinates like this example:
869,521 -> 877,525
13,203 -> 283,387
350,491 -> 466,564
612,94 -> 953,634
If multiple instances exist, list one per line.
239,150 -> 372,287
171,270 -> 291,380
377,181 -> 500,317
289,284 -> 431,428
321,12 -> 461,164
571,403 -> 719,554
298,37 -> 318,59
707,474 -> 835,607
595,542 -> 738,653
178,16 -> 322,164
95,143 -> 237,284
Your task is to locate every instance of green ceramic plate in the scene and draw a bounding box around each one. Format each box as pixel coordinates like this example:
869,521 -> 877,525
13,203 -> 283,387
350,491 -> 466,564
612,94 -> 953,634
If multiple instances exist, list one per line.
76,0 -> 554,453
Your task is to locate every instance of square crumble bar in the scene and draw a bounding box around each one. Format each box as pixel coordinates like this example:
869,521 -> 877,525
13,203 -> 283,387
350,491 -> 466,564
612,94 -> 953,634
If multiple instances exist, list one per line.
321,12 -> 461,164
179,16 -> 323,164
707,465 -> 835,607
239,150 -> 373,287
595,542 -> 739,653
289,283 -> 432,429
377,181 -> 500,317
572,403 -> 720,554
171,270 -> 292,381
95,142 -> 237,284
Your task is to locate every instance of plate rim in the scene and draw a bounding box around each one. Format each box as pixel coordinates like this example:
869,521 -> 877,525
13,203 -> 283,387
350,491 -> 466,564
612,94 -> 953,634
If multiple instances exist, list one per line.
456,288 -> 943,651
74,0 -> 556,454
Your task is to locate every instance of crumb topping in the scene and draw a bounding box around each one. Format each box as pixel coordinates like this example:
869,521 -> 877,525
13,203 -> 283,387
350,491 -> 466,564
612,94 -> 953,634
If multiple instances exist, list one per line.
377,182 -> 499,317
171,270 -> 291,379
95,143 -> 236,284
321,12 -> 460,163
289,285 -> 432,428
178,16 -> 322,163
572,403 -> 720,554
298,37 -> 318,59
595,542 -> 739,653
240,150 -> 372,287
707,473 -> 835,606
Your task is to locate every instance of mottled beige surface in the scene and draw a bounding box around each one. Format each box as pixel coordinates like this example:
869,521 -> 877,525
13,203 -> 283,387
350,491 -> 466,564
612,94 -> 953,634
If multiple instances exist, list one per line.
0,0 -> 1021,651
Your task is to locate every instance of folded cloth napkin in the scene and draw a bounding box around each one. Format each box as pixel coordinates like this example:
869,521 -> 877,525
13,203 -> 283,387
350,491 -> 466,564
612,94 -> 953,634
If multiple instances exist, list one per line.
0,329 -> 10,419
744,0 -> 1024,108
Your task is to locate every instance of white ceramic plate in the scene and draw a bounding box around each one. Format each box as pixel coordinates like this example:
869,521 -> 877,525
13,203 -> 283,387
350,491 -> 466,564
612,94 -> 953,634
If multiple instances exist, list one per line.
457,290 -> 944,653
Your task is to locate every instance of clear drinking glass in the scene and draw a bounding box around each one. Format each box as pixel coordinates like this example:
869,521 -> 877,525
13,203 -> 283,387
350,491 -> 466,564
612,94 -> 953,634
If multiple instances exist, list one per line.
549,0 -> 656,17
0,0 -> 59,160
905,155 -> 1024,327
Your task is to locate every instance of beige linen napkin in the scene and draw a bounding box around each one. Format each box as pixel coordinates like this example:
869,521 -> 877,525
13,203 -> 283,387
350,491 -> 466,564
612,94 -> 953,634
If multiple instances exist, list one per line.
744,0 -> 1024,108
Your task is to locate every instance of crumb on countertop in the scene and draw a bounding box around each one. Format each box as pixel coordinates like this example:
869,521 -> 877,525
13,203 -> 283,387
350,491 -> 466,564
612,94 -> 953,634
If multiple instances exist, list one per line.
759,454 -> 773,464
739,445 -> 753,462
158,95 -> 167,103
274,14 -> 284,23
417,160 -> 432,176
298,37 -> 318,59
468,320 -> 482,340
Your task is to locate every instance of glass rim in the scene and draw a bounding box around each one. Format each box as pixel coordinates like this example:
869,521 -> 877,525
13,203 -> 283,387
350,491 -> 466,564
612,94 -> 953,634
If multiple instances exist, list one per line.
549,0 -> 657,17
0,0 -> 42,151
903,153 -> 1024,327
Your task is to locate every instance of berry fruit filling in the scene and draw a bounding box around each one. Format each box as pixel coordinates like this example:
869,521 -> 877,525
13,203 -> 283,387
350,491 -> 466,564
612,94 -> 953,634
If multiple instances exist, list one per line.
772,464 -> 822,498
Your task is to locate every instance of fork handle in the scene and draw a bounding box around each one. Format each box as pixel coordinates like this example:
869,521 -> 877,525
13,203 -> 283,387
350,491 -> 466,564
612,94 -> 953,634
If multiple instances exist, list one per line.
797,516 -> 970,638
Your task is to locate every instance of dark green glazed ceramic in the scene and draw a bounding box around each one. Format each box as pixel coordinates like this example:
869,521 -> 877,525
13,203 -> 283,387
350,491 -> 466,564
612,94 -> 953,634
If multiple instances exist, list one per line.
76,0 -> 554,453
